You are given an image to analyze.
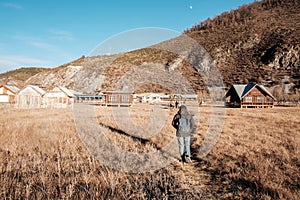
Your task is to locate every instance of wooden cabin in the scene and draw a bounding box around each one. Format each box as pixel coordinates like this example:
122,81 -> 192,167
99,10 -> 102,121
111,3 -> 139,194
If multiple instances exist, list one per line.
133,93 -> 171,104
75,94 -> 105,104
0,85 -> 20,103
160,94 -> 172,102
16,85 -> 46,108
174,94 -> 198,101
225,84 -> 276,108
45,86 -> 75,107
103,91 -> 133,106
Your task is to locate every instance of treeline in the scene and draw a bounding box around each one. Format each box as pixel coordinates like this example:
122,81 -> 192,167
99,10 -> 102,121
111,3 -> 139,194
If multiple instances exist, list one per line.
185,0 -> 299,33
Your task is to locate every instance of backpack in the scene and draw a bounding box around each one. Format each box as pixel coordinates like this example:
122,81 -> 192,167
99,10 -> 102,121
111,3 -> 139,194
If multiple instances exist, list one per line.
178,115 -> 191,134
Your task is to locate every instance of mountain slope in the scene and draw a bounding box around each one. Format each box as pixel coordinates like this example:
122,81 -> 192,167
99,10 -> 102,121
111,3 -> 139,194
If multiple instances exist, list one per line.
1,0 -> 299,98
185,0 -> 300,88
0,67 -> 48,87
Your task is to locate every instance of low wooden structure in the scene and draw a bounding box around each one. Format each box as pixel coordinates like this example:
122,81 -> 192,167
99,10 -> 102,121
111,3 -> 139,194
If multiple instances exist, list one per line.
16,85 -> 46,108
174,94 -> 198,101
225,84 -> 276,108
103,91 -> 133,106
75,94 -> 105,104
160,94 -> 172,102
0,85 -> 20,103
45,86 -> 75,107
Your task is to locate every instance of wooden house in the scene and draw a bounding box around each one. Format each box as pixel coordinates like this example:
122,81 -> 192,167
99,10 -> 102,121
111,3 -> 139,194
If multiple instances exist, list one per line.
174,94 -> 198,101
173,94 -> 198,106
0,85 -> 20,103
16,85 -> 46,108
45,86 -> 75,107
160,94 -> 172,102
103,91 -> 133,106
225,84 -> 276,108
75,94 -> 105,104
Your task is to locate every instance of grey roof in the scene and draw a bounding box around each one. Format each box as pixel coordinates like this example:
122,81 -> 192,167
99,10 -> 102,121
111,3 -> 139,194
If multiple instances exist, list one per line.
180,94 -> 198,99
229,84 -> 276,100
174,94 -> 198,98
232,84 -> 255,98
3,85 -> 20,94
30,85 -> 46,96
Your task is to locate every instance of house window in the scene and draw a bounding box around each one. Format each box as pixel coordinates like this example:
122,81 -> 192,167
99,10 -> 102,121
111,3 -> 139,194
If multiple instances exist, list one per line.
257,96 -> 264,103
121,95 -> 130,102
109,95 -> 117,102
245,97 -> 252,102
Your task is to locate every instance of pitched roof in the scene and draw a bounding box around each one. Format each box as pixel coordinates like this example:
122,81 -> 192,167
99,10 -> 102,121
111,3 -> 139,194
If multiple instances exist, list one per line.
228,84 -> 276,100
0,85 -> 20,94
7,85 -> 20,93
57,86 -> 75,97
256,85 -> 276,100
31,85 -> 46,96
232,84 -> 256,98
19,85 -> 46,96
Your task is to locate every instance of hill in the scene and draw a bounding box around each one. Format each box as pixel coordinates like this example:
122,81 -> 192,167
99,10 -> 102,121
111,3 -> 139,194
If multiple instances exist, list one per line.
0,67 -> 48,87
185,0 -> 300,90
1,0 -> 299,100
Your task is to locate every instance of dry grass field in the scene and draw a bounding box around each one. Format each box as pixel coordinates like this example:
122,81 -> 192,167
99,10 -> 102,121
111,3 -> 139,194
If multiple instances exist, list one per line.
0,104 -> 299,199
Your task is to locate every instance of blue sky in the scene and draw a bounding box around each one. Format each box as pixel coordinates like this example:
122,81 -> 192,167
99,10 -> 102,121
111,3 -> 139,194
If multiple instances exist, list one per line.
0,0 -> 255,73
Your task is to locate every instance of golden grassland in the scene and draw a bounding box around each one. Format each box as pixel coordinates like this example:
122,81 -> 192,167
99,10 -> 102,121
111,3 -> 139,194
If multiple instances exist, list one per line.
0,104 -> 299,199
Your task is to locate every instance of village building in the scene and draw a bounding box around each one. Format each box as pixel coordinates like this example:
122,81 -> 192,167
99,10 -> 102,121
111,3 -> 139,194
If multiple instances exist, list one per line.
145,93 -> 174,103
15,85 -> 46,108
132,93 -> 156,103
174,94 -> 198,101
103,91 -> 134,106
45,86 -> 75,107
133,94 -> 146,103
75,93 -> 106,104
173,94 -> 198,107
225,84 -> 276,108
0,85 -> 20,103
160,94 -> 172,102
146,93 -> 162,103
135,93 -> 171,104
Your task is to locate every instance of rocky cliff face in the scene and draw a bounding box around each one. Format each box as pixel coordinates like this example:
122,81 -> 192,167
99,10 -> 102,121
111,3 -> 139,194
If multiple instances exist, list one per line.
25,55 -> 118,94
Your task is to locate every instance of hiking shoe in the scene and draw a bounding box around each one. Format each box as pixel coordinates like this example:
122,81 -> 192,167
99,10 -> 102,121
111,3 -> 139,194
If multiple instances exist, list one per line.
185,156 -> 192,163
181,155 -> 186,163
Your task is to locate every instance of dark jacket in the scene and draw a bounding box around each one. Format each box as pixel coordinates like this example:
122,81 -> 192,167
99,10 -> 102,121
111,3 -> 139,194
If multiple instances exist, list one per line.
172,105 -> 195,137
